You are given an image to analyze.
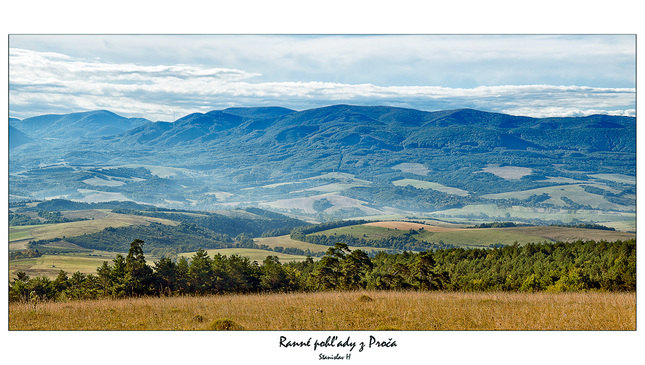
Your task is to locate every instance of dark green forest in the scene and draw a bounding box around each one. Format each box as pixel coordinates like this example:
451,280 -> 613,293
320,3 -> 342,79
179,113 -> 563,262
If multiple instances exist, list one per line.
23,203 -> 312,258
10,238 -> 635,302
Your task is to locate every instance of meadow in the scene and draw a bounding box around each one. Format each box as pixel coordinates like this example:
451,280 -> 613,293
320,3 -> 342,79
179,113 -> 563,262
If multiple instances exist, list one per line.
178,248 -> 310,263
482,184 -> 629,211
8,210 -> 179,250
9,290 -> 635,331
392,178 -> 469,196
9,251 -> 125,279
307,222 -> 626,248
430,204 -> 636,231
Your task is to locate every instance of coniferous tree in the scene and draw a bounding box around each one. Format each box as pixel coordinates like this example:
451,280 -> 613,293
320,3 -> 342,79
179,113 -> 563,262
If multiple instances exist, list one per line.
260,255 -> 289,292
340,249 -> 372,290
188,249 -> 213,294
153,257 -> 177,295
125,239 -> 153,296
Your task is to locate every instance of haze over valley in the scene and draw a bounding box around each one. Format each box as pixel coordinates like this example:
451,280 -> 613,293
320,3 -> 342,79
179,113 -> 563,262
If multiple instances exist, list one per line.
9,105 -> 636,230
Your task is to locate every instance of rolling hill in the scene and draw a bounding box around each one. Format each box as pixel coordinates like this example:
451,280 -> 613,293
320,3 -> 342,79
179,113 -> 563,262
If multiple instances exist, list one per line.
10,110 -> 150,139
8,105 -> 636,228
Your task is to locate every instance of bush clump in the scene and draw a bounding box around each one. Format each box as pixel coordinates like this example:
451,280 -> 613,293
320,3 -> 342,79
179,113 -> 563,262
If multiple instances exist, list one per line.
207,318 -> 245,331
358,294 -> 374,302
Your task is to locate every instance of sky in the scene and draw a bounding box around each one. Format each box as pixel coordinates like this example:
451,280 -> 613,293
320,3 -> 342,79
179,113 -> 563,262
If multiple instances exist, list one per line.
8,34 -> 636,122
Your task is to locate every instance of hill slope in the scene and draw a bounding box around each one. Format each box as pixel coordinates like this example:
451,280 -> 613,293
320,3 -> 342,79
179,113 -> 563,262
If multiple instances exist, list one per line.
8,105 -> 635,225
10,110 -> 150,139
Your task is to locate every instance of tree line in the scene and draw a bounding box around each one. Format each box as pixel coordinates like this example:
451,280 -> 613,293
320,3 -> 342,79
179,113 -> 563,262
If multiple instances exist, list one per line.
9,238 -> 635,302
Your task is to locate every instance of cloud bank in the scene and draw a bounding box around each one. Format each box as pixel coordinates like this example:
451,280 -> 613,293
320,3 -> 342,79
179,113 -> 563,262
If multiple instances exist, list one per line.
9,45 -> 635,121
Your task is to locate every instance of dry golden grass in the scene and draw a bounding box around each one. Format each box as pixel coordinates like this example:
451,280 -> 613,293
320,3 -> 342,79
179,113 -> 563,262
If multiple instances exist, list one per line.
365,221 -> 458,232
9,291 -> 635,331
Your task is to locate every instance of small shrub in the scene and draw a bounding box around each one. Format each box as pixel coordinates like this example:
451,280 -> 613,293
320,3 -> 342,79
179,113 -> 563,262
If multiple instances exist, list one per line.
358,294 -> 373,302
194,314 -> 205,322
207,318 -> 245,330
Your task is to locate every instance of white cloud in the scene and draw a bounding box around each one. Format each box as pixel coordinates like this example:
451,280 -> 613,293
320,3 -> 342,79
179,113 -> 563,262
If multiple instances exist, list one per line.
9,46 -> 636,121
10,35 -> 636,87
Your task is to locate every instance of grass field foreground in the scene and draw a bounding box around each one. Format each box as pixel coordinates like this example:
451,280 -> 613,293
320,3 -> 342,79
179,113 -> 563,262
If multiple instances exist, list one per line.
9,291 -> 635,331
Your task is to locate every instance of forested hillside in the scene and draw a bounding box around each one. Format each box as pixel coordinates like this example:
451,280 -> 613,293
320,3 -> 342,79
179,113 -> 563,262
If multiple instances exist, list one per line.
10,238 -> 635,302
9,106 -> 635,226
14,200 -> 311,258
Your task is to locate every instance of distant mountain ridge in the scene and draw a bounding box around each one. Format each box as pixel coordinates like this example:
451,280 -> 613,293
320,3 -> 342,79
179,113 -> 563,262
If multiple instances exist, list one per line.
8,105 -> 636,223
10,110 -> 151,140
106,105 -> 634,160
9,105 -> 635,163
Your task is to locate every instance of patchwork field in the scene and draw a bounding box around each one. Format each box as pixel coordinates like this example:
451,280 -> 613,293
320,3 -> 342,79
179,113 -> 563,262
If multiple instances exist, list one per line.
263,193 -> 381,215
82,177 -> 126,187
300,182 -> 369,193
365,221 -> 457,232
9,201 -> 636,285
311,223 -> 545,248
479,164 -> 533,180
310,221 -> 635,248
392,178 -> 469,196
499,226 -> 636,243
254,235 -> 334,253
482,184 -> 632,211
431,204 -> 636,231
115,164 -> 199,179
590,173 -> 636,185
254,235 -> 386,255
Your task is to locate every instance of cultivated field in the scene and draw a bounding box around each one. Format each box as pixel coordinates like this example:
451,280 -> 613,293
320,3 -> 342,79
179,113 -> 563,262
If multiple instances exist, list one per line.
432,204 -> 636,231
482,184 -> 631,211
309,221 -> 635,248
499,226 -> 637,243
479,165 -> 533,180
312,223 -> 543,248
254,235 -> 385,255
9,252 -> 120,279
392,178 -> 469,196
9,291 -> 635,331
177,248 -> 310,263
365,221 -> 458,232
263,193 -> 381,215
254,235 -> 332,252
589,173 -> 636,185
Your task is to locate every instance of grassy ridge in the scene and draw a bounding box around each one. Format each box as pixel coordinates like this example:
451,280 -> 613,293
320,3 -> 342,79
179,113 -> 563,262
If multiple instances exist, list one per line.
432,204 -> 636,231
500,226 -> 636,243
308,223 -> 635,248
254,235 -> 385,255
9,224 -> 47,241
9,253 -> 115,279
254,235 -> 333,252
9,291 -> 635,331
8,210 -> 179,243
